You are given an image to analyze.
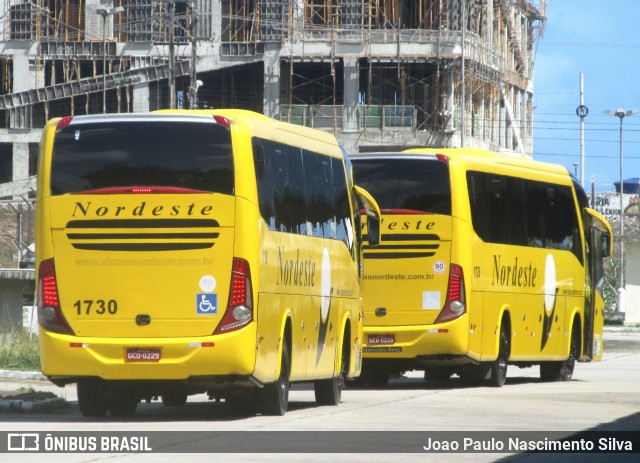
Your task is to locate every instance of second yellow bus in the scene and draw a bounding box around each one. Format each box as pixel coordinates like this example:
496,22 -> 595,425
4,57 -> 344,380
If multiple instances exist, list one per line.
351,148 -> 611,387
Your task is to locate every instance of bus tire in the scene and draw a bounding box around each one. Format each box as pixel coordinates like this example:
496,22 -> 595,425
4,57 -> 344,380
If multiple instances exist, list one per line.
540,323 -> 579,382
260,338 -> 290,416
314,339 -> 347,406
77,379 -> 109,418
488,322 -> 510,387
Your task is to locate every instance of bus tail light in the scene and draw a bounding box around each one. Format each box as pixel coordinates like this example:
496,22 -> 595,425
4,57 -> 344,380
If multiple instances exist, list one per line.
436,153 -> 449,164
37,259 -> 74,335
56,116 -> 73,130
214,258 -> 253,334
435,264 -> 466,324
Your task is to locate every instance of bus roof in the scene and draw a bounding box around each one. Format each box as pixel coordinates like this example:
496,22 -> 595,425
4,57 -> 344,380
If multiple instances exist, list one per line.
50,109 -> 340,152
400,148 -> 571,177
153,109 -> 340,148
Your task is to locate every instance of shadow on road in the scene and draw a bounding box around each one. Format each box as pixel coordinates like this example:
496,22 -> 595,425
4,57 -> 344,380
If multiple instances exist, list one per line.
492,412 -> 640,462
1,396 -> 322,423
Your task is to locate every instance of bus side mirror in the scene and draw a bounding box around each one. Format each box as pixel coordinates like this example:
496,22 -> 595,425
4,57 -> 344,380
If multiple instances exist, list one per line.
601,234 -> 611,257
353,185 -> 381,247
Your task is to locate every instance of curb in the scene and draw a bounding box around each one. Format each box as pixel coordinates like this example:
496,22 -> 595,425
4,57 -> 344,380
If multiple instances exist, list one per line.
0,396 -> 67,413
0,370 -> 68,413
603,326 -> 640,332
0,369 -> 47,381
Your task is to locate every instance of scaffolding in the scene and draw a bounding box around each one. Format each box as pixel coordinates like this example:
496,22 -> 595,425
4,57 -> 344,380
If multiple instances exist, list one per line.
0,0 -> 546,144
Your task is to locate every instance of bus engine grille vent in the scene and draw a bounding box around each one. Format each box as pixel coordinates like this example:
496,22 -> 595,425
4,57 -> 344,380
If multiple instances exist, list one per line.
64,219 -> 220,251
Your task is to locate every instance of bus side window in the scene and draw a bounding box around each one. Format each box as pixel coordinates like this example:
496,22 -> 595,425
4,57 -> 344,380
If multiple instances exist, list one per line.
333,157 -> 354,254
253,141 -> 276,230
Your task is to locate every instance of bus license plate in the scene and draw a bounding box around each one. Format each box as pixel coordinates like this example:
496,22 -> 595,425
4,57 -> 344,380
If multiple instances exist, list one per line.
368,334 -> 395,345
125,348 -> 161,362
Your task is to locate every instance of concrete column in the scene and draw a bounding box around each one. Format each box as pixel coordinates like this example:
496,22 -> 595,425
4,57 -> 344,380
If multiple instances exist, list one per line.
11,53 -> 30,129
479,87 -> 485,141
293,0 -> 305,35
212,0 -> 222,41
522,16 -> 529,76
85,0 -> 109,40
12,143 -> 29,183
486,0 -> 494,47
263,45 -> 281,119
343,57 -> 359,133
506,86 -> 513,150
446,67 -> 455,141
12,54 -> 29,94
514,88 -> 521,151
526,92 -> 533,154
520,91 -> 527,152
133,82 -> 151,112
499,95 -> 506,149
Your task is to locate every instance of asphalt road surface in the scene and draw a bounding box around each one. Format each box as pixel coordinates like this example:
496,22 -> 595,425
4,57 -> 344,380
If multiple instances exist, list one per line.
1,329 -> 638,463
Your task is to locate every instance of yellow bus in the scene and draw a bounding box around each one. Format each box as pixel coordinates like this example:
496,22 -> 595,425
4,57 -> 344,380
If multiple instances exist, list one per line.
36,109 -> 380,417
351,148 -> 611,387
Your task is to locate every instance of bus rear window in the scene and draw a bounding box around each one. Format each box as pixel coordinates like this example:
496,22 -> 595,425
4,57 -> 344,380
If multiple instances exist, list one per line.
351,158 -> 451,215
50,121 -> 234,195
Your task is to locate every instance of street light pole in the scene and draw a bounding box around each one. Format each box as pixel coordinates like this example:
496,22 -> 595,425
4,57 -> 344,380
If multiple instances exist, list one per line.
188,5 -> 199,109
460,0 -> 466,148
604,108 -> 640,314
576,72 -> 588,185
96,6 -> 124,114
165,0 -> 197,109
168,0 -> 176,109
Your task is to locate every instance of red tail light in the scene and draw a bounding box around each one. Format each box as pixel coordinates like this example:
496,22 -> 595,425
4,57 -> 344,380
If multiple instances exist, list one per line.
56,116 -> 73,130
213,115 -> 230,127
435,264 -> 466,324
214,258 -> 253,334
73,186 -> 209,195
37,259 -> 74,335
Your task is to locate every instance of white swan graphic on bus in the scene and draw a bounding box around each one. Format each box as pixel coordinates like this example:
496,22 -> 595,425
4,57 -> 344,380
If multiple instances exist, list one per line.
541,254 -> 557,351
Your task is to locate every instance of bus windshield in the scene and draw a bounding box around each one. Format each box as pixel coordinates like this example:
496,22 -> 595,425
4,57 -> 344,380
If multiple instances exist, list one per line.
51,121 -> 234,195
351,157 -> 451,215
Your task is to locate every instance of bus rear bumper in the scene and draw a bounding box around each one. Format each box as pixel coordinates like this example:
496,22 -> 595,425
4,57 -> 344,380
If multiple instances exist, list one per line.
39,327 -> 257,383
362,317 -> 474,366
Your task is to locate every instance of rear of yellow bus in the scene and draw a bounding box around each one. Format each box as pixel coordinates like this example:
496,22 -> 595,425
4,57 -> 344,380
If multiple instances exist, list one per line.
351,153 -> 468,386
36,112 -> 257,416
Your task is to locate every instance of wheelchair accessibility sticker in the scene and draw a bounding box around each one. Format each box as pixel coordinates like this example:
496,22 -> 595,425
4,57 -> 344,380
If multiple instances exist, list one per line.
196,293 -> 218,315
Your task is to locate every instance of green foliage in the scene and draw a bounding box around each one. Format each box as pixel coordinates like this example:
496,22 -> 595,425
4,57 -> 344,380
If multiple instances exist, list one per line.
0,330 -> 40,371
602,256 -> 621,312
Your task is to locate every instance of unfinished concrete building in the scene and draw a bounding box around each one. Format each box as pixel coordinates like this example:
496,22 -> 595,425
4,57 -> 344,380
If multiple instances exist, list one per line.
0,0 -> 546,264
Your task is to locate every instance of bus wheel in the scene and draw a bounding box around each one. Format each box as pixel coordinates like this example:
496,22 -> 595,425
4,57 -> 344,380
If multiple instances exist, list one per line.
260,339 -> 290,416
540,325 -> 579,382
314,340 -> 347,406
488,323 -> 510,387
77,379 -> 109,417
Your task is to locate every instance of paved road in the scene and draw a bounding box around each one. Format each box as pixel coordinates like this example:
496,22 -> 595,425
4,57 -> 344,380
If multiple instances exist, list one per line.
1,329 -> 639,462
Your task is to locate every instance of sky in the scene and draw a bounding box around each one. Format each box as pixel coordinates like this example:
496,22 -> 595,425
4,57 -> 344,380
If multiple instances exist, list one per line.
532,0 -> 640,192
